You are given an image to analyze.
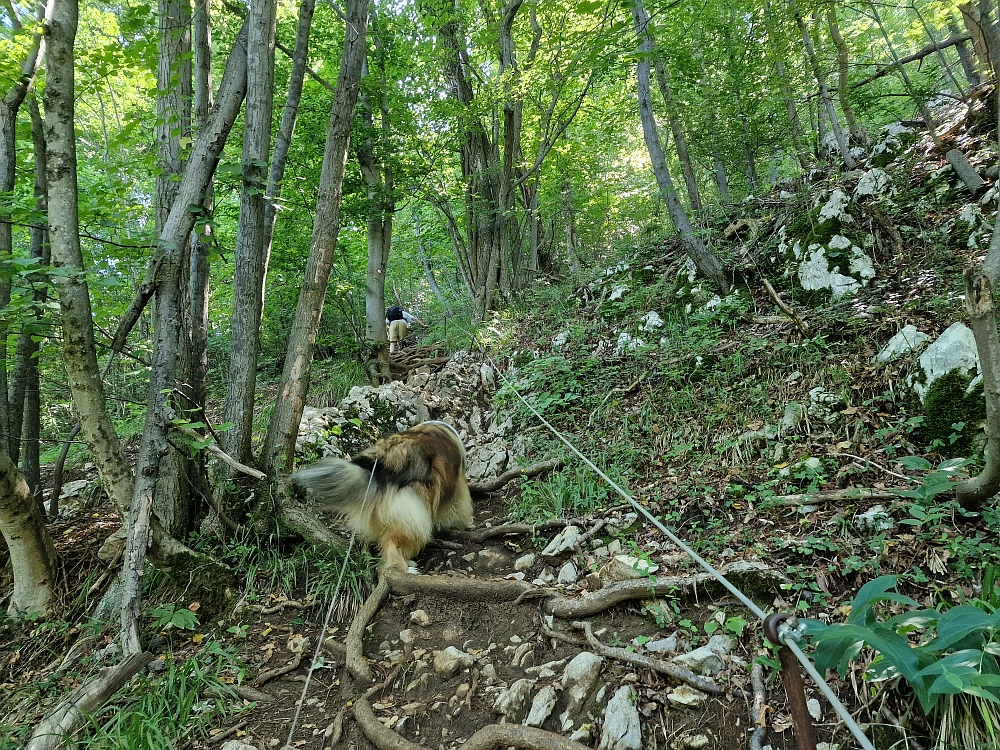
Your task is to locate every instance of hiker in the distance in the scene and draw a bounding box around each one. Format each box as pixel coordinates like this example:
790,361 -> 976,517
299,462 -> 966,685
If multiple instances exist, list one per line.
385,304 -> 425,353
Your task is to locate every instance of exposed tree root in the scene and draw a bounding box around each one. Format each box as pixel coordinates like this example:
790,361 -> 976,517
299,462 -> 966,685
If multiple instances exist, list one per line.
383,568 -> 534,601
354,697 -> 589,750
468,459 -> 564,495
461,724 -> 591,750
447,517 -> 575,543
239,598 -> 316,615
253,654 -> 303,687
346,575 -> 391,683
273,496 -> 346,554
203,685 -> 274,703
749,663 -> 767,750
762,277 -> 809,337
26,651 -> 155,750
571,621 -> 741,698
322,710 -> 345,748
544,572 -> 717,618
207,720 -> 249,745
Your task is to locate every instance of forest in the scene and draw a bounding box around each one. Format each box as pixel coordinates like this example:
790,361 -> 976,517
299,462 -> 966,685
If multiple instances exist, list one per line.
3,0 -> 1000,747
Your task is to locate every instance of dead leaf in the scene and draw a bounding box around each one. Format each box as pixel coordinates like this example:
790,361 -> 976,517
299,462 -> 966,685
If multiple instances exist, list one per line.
188,602 -> 201,612
191,633 -> 205,644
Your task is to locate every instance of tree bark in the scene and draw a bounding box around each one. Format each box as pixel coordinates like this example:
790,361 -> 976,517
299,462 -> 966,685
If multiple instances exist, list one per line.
653,59 -> 701,212
0,452 -> 56,618
956,269 -> 1000,511
775,58 -> 809,170
222,0 -> 278,466
854,32 -> 975,87
913,4 -> 967,102
358,41 -> 393,381
826,5 -> 866,143
260,0 -> 370,477
10,96 -> 48,501
121,18 -> 251,656
0,0 -> 50,461
155,0 -> 192,233
950,18 -> 981,85
790,1 -> 855,168
561,179 -> 580,273
45,0 -> 134,513
632,1 -> 728,294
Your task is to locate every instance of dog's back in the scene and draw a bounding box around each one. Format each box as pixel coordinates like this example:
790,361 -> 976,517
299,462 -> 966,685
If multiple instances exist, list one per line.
291,421 -> 473,570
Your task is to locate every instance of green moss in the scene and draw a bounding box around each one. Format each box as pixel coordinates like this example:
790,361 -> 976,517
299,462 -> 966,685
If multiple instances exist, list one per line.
921,370 -> 986,457
787,205 -> 847,247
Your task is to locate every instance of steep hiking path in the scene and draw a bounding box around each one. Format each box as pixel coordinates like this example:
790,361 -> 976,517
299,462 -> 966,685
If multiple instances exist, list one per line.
224,351 -> 813,750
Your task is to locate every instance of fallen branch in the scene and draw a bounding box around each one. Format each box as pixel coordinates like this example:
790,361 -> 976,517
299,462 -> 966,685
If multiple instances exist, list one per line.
208,721 -> 249,745
240,599 -> 316,615
765,487 -> 901,507
203,684 -> 274,703
571,621 -> 741,698
446,517 -> 575,543
345,575 -> 391,683
253,654 -> 303,687
469,459 -> 564,495
749,663 -> 767,750
274,496 -> 347,554
383,569 -> 534,602
854,33 -> 972,88
544,573 -> 717,618
322,710 -> 345,749
389,356 -> 451,371
762,278 -> 809,337
26,651 -> 155,750
172,424 -> 266,480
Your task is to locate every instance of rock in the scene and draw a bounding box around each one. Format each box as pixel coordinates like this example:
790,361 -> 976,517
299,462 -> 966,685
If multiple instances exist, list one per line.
220,742 -> 259,750
643,636 -> 678,654
807,388 -> 844,424
876,325 -> 930,364
819,189 -> 850,222
399,629 -> 415,644
410,610 -> 431,627
723,560 -> 790,588
673,733 -> 711,749
597,686 -> 642,750
795,238 -> 874,300
600,555 -> 659,584
671,646 -> 725,676
524,685 -> 558,727
707,635 -> 733,655
640,311 -> 664,331
433,646 -> 474,676
807,698 -> 822,721
854,504 -> 894,533
666,684 -> 708,708
495,678 -> 533,722
477,549 -> 506,569
514,553 -> 536,572
910,322 -> 980,402
569,726 -> 593,743
542,525 -> 582,556
441,623 -> 464,642
854,168 -> 889,198
561,652 -> 604,715
558,562 -> 578,584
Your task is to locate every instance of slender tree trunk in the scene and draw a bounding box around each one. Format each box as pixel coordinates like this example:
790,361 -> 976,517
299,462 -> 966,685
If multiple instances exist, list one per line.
358,45 -> 393,380
826,6 -> 867,143
222,0 -> 277,466
950,17 -> 981,84
912,4 -> 967,101
653,59 -> 701,212
10,96 -> 48,500
791,1 -> 856,167
0,452 -> 56,618
260,0 -> 370,476
775,59 -> 809,170
45,0 -> 134,513
632,0 -> 728,294
561,179 -> 580,273
263,0 -> 317,258
122,19 -> 251,656
413,209 -> 443,301
693,54 -> 731,202
0,1 -> 50,460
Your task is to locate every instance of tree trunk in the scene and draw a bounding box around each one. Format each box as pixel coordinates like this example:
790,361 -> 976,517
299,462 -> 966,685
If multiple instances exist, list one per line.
561,179 -> 580,273
413,208 -> 443,301
121,18 -> 251,656
912,4 -> 967,102
358,43 -> 393,381
0,0 -> 50,461
826,6 -> 866,143
10,95 -> 48,501
222,0 -> 277,467
775,59 -> 809,170
632,0 -> 728,294
653,59 -> 701,212
950,18 -> 981,85
0,452 -> 57,618
45,0 -> 134,513
791,1 -> 855,168
259,0 -> 370,477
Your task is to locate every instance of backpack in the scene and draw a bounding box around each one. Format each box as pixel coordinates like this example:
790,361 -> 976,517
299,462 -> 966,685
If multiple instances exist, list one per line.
386,305 -> 404,321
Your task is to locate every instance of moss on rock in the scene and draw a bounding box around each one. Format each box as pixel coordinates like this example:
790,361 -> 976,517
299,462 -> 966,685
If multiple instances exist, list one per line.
921,369 -> 986,457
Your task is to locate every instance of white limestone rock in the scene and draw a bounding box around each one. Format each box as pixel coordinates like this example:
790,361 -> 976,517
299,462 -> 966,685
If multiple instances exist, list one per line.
597,686 -> 642,750
855,168 -> 889,198
558,562 -> 579,585
819,189 -> 851,222
640,311 -> 664,331
876,325 -> 930,363
523,685 -> 558,727
433,646 -> 474,677
561,652 -> 604,715
910,322 -> 980,401
542,525 -> 582,557
666,684 -> 708,708
495,678 -> 534,722
600,555 -> 659,584
671,646 -> 725,676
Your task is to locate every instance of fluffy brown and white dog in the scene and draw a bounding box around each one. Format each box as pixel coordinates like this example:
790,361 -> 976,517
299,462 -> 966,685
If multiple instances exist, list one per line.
291,421 -> 473,571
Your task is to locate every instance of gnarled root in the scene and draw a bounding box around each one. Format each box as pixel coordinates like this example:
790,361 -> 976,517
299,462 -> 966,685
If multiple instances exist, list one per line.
383,569 -> 535,602
544,573 -> 717,618
345,575 -> 391,683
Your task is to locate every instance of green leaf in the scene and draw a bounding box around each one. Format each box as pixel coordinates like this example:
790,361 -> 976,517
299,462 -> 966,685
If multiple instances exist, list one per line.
898,456 -> 932,471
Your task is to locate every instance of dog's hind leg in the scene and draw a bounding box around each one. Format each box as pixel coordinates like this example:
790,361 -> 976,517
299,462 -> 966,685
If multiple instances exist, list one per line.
380,533 -> 422,573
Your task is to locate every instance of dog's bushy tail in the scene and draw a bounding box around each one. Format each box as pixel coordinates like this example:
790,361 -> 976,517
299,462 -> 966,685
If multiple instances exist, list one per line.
290,458 -> 370,509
